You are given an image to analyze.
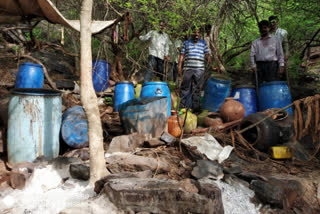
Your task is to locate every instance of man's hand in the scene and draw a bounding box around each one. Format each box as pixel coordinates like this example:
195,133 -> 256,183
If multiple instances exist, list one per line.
164,56 -> 169,61
252,67 -> 257,73
279,66 -> 284,74
135,32 -> 140,38
211,66 -> 218,72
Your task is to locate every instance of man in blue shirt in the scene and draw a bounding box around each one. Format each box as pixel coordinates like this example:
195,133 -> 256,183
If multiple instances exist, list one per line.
178,27 -> 217,113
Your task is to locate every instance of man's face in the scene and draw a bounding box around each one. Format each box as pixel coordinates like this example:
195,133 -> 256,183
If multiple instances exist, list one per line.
159,22 -> 165,32
270,19 -> 278,30
192,29 -> 200,42
259,25 -> 270,37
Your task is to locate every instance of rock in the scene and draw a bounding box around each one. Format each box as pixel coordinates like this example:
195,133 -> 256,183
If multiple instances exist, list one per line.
223,165 -> 242,175
160,132 -> 176,145
63,148 -> 90,161
104,178 -> 224,214
94,170 -> 153,194
249,177 -> 302,209
9,172 -> 26,189
191,160 -> 224,180
107,133 -> 152,154
145,138 -> 165,147
178,178 -> 198,193
69,164 -> 90,181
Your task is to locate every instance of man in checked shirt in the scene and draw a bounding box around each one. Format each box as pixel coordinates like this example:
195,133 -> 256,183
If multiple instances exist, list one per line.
251,20 -> 284,84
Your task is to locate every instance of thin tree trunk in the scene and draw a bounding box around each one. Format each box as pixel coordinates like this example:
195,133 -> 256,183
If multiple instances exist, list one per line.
80,0 -> 108,185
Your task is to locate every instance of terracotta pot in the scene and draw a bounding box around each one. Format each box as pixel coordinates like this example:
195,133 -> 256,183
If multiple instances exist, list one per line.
220,97 -> 245,122
168,110 -> 184,137
204,112 -> 223,128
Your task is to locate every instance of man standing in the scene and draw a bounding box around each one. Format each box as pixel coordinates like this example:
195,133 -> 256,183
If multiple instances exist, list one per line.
269,15 -> 289,61
168,33 -> 182,83
251,20 -> 284,84
139,20 -> 169,82
178,27 -> 216,113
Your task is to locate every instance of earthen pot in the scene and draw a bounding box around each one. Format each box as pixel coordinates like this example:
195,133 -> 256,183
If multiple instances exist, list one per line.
204,112 -> 224,128
220,97 -> 245,122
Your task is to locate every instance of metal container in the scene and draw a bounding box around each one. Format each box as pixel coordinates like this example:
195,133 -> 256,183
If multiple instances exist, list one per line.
119,97 -> 168,137
231,85 -> 257,117
140,81 -> 171,116
8,88 -> 62,164
114,81 -> 134,112
15,62 -> 44,88
202,77 -> 231,112
61,106 -> 88,148
92,60 -> 110,92
258,81 -> 293,115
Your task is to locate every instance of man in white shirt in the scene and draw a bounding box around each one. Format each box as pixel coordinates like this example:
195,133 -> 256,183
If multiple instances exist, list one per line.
250,20 -> 284,84
139,20 -> 169,82
269,15 -> 289,61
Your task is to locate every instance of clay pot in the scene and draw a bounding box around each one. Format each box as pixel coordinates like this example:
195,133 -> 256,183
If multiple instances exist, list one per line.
168,110 -> 184,137
204,112 -> 224,128
220,97 -> 245,122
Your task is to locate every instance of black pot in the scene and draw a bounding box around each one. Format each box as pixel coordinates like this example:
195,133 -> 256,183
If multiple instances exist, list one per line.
240,113 -> 280,152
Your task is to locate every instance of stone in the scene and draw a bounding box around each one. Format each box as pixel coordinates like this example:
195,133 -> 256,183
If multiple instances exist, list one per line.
9,172 -> 26,189
145,138 -> 165,147
191,160 -> 224,180
249,177 -> 302,209
160,132 -> 176,145
94,170 -> 153,194
107,133 -> 152,154
104,178 -> 224,214
223,165 -> 242,175
69,164 -> 90,181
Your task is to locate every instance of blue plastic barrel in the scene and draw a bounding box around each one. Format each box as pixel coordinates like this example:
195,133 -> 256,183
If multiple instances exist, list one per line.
8,88 -> 62,164
92,60 -> 110,92
231,85 -> 257,117
114,81 -> 134,112
15,62 -> 44,88
258,81 -> 293,115
140,82 -> 171,116
119,97 -> 168,137
202,77 -> 231,112
61,106 -> 88,148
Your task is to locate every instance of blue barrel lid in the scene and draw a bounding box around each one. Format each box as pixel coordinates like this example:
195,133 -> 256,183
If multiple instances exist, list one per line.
20,62 -> 43,68
142,81 -> 168,86
211,77 -> 231,84
116,81 -> 133,85
259,81 -> 288,87
10,88 -> 61,96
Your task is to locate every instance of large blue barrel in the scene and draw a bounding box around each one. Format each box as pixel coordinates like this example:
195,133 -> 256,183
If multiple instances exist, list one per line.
114,81 -> 134,112
119,97 -> 168,137
8,89 -> 61,164
231,85 -> 257,117
140,82 -> 171,116
15,62 -> 44,88
202,77 -> 231,112
61,106 -> 88,148
258,81 -> 293,115
92,60 -> 110,92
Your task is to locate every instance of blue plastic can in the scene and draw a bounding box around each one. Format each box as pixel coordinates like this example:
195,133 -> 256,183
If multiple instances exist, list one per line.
140,82 -> 171,116
231,85 -> 257,117
61,106 -> 88,148
202,77 -> 231,112
8,88 -> 61,164
15,62 -> 44,88
258,81 -> 293,115
114,81 -> 134,112
92,60 -> 110,92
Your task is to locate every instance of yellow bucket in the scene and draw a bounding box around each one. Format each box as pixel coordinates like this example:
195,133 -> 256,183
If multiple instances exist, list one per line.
270,146 -> 292,159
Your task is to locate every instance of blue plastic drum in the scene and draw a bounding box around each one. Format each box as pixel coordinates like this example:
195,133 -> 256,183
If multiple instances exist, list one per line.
231,85 -> 257,117
114,81 -> 134,112
61,106 -> 88,148
140,82 -> 171,116
258,81 -> 293,115
202,77 -> 231,112
8,88 -> 61,164
15,62 -> 44,88
92,60 -> 110,92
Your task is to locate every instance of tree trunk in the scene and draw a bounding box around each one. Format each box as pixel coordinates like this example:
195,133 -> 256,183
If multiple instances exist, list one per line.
80,0 -> 108,185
